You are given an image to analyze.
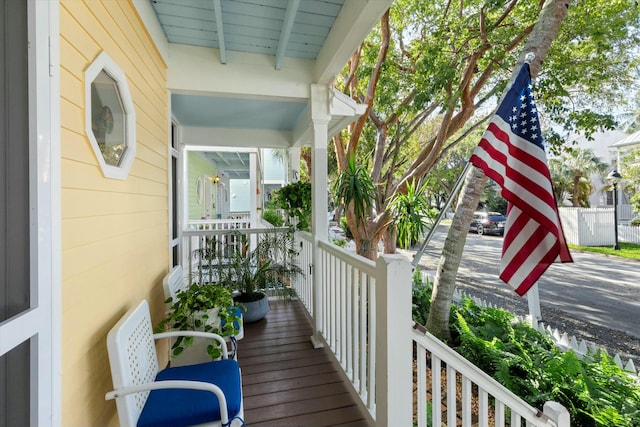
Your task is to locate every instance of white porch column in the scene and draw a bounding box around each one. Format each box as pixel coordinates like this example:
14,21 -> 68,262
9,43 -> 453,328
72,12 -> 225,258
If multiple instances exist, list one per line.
249,151 -> 258,228
310,84 -> 330,347
288,147 -> 301,182
375,255 -> 413,427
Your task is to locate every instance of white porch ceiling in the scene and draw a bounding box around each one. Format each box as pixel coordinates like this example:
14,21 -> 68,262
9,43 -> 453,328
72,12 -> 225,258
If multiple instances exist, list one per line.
201,151 -> 251,178
150,0 -> 344,69
139,0 -> 393,148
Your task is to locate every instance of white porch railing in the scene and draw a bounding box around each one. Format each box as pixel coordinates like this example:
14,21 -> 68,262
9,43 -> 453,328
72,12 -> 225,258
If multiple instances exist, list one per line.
291,232 -> 570,427
182,226 -> 289,282
186,218 -> 251,231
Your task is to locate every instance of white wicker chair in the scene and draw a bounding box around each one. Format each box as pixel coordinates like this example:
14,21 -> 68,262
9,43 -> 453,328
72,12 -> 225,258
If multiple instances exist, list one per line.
105,300 -> 245,427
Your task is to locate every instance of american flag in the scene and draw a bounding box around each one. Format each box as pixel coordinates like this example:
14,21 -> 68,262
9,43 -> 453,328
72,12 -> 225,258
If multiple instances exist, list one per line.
469,64 -> 572,296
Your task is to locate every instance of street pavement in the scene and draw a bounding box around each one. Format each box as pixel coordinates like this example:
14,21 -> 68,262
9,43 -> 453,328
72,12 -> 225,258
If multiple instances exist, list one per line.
402,224 -> 640,361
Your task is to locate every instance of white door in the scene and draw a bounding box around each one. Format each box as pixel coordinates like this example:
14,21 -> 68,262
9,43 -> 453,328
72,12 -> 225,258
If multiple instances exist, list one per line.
0,1 -> 59,426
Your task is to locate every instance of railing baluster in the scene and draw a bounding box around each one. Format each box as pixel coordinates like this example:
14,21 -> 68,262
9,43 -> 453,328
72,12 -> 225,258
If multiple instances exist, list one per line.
495,400 -> 505,427
432,355 -> 442,427
360,270 -> 367,399
340,259 -> 346,366
446,366 -> 457,427
368,273 -> 376,412
352,264 -> 360,390
417,346 -> 427,427
345,262 -> 353,379
479,388 -> 489,427
462,377 -> 472,426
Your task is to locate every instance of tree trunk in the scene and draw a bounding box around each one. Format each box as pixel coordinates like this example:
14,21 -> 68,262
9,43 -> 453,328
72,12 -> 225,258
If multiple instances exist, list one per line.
426,168 -> 487,342
572,174 -> 581,206
383,227 -> 397,254
425,0 -> 572,343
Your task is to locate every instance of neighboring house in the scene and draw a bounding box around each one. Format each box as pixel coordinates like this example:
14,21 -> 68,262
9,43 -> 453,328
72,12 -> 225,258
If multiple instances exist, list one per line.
608,129 -> 640,221
568,130 -> 627,207
0,1 -> 388,425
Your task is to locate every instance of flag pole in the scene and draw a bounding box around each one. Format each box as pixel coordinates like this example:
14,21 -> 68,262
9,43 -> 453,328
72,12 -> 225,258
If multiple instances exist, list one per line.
411,161 -> 473,268
527,282 -> 542,329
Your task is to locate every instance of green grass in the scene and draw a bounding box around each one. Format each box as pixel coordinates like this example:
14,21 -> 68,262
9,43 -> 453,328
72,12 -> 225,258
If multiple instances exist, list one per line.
569,242 -> 640,260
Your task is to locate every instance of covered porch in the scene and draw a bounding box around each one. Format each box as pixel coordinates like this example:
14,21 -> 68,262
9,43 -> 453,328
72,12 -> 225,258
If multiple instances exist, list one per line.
139,1 -> 570,425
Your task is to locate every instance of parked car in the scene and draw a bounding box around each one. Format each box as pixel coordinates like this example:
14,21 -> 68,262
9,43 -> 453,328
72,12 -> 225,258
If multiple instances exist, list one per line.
469,211 -> 506,236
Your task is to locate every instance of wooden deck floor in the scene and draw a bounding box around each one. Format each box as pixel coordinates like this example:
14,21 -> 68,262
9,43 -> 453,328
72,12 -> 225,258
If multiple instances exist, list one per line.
238,299 -> 373,427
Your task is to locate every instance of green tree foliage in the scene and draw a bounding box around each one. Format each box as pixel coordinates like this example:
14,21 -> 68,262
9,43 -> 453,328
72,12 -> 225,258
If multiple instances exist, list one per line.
332,0 -> 639,260
425,0 -> 639,341
423,131 -> 479,209
480,181 -> 507,213
619,147 -> 640,214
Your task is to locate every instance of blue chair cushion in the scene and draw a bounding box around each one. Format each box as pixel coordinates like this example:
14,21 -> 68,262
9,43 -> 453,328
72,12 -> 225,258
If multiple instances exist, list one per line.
137,359 -> 242,427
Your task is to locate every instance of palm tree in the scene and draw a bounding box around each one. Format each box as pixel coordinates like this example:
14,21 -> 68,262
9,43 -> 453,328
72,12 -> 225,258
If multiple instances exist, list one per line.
552,148 -> 608,207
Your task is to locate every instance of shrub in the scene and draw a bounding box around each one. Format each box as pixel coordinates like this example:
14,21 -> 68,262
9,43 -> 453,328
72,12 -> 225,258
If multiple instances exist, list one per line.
262,208 -> 284,226
332,238 -> 347,247
340,216 -> 353,239
412,288 -> 640,426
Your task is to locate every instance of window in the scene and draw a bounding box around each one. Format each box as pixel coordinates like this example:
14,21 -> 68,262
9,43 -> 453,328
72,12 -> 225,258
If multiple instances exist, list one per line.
85,51 -> 136,179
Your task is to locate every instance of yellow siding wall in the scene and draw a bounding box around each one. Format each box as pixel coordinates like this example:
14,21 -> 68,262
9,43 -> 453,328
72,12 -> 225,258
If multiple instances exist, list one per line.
60,1 -> 168,425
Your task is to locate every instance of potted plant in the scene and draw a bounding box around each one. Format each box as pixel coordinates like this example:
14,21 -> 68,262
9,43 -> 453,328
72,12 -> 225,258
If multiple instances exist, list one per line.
154,282 -> 241,360
219,228 -> 304,322
273,181 -> 312,231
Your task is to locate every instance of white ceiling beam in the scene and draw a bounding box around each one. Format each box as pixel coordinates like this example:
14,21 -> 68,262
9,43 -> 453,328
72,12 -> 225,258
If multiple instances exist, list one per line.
213,0 -> 227,64
168,44 -> 313,99
182,127 -> 293,148
275,0 -> 300,70
215,153 -> 231,166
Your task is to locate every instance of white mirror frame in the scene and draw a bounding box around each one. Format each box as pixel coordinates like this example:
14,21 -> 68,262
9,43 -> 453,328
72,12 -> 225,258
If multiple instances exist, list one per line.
85,51 -> 136,180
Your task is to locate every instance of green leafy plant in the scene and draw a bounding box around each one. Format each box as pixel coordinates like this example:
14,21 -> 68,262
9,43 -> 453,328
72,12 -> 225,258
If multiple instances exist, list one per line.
340,216 -> 354,239
412,291 -> 640,426
262,208 -> 284,226
154,283 -> 241,360
332,238 -> 347,247
273,181 -> 312,231
217,229 -> 303,303
333,153 -> 376,225
389,180 -> 436,249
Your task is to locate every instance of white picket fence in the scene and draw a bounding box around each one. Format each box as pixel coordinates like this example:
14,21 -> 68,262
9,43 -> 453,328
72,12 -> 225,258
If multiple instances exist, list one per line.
452,288 -> 639,376
559,207 -> 640,246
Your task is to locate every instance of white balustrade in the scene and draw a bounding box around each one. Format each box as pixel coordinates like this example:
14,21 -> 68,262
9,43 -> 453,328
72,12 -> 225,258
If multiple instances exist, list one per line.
290,233 -> 570,426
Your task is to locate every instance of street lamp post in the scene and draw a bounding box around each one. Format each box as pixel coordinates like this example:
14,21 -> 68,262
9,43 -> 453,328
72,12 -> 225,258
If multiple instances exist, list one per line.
606,169 -> 622,251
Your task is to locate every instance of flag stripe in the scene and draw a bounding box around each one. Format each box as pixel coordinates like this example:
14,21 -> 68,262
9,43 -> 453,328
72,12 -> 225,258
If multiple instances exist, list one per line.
473,120 -> 559,231
469,63 -> 572,295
